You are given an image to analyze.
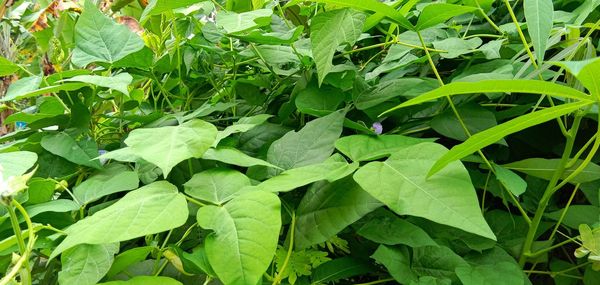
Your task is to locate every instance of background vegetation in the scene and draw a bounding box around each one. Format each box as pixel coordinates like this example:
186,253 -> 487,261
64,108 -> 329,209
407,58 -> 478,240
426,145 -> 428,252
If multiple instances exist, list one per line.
0,0 -> 599,284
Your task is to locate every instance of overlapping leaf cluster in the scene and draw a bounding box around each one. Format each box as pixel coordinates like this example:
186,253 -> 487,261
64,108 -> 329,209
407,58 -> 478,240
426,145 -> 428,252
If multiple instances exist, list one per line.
0,0 -> 599,284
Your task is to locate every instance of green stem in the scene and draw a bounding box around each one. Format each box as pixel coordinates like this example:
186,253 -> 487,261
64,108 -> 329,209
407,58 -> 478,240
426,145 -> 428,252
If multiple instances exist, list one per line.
519,113 -> 584,266
547,184 -> 579,241
272,212 -> 296,285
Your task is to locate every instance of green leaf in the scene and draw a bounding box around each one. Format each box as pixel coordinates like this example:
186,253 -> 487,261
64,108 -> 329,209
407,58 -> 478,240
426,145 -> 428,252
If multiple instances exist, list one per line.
553,58 -> 600,98
456,262 -> 525,285
73,164 -> 139,204
502,158 -> 600,184
140,0 -> 200,23
4,76 -> 42,100
294,178 -> 381,249
252,159 -> 358,193
312,257 -> 375,284
0,82 -> 87,102
310,9 -> 365,85
372,245 -> 417,284
25,199 -> 80,218
59,73 -> 133,95
184,168 -> 251,204
72,0 -> 145,67
197,190 -> 281,285
41,133 -> 102,169
106,246 -> 154,278
0,56 -> 19,76
412,245 -> 469,282
217,9 -> 273,34
203,147 -> 280,169
357,209 -> 437,247
431,103 -> 504,144
432,37 -> 482,59
214,114 -> 272,145
98,276 -> 182,285
286,0 -> 412,29
335,134 -> 434,162
0,151 -> 37,177
492,164 -> 527,196
524,0 -> 553,63
383,80 -> 592,115
267,110 -> 345,175
353,142 -> 496,240
415,4 -> 477,30
427,101 -> 591,176
58,243 -> 119,285
125,119 -> 218,176
295,84 -> 345,116
50,181 -> 188,259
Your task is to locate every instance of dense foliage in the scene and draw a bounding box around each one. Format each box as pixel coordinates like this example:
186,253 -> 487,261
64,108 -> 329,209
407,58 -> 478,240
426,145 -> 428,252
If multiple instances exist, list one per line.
0,0 -> 599,284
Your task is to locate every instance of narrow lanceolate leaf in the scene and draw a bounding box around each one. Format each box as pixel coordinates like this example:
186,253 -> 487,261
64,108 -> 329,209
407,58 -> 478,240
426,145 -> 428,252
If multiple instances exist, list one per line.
50,181 -> 188,259
353,142 -> 496,240
125,119 -> 218,176
415,3 -> 477,31
0,56 -> 19,76
285,0 -> 412,29
72,0 -> 144,67
58,243 -> 119,285
524,0 -> 553,64
428,101 -> 592,176
294,178 -> 381,249
310,9 -> 365,85
382,80 -> 592,115
197,191 -> 281,285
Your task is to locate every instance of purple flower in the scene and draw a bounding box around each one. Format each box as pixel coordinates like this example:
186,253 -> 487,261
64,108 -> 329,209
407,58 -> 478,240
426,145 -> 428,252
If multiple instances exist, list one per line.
372,122 -> 383,135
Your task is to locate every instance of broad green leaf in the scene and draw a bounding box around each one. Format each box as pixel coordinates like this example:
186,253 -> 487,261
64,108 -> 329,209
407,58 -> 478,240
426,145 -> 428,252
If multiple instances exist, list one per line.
0,56 -> 19,76
415,4 -> 477,30
106,246 -> 154,278
140,0 -> 200,23
232,27 -> 304,45
98,276 -> 182,285
197,190 -> 281,285
203,147 -> 280,169
41,133 -> 102,169
579,224 -> 600,255
524,0 -> 553,64
295,84 -> 345,116
428,101 -> 591,176
214,114 -> 272,145
25,199 -> 80,218
546,205 -> 600,229
553,58 -> 600,98
372,245 -> 417,284
73,164 -> 139,204
335,134 -> 433,162
50,181 -> 188,259
456,262 -> 526,285
353,142 -> 496,240
502,158 -> 600,184
357,209 -> 437,247
310,9 -> 365,84
216,9 -> 273,34
59,73 -> 133,95
0,82 -> 87,102
383,80 -> 592,115
184,168 -> 251,204
125,119 -> 218,176
58,243 -> 119,285
294,178 -> 381,249
492,164 -> 527,196
412,245 -> 469,282
433,37 -> 482,59
354,78 -> 438,110
311,257 -> 375,284
72,0 -> 145,67
267,110 -> 345,175
431,104 -> 504,144
0,151 -> 37,177
285,0 -> 412,29
253,160 -> 358,193
4,76 -> 42,100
